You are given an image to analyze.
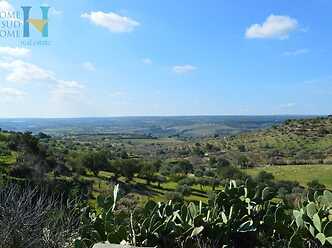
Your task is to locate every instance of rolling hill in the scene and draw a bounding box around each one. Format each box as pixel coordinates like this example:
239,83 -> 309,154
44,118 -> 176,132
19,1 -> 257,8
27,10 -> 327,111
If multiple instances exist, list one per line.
218,116 -> 332,166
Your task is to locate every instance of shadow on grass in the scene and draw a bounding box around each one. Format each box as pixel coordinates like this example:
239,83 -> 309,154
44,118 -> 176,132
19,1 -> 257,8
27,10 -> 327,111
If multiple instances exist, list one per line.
147,182 -> 208,198
92,174 -> 209,200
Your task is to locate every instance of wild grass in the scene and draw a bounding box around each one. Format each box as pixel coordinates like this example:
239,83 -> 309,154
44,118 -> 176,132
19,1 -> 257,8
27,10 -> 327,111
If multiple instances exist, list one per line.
243,164 -> 332,189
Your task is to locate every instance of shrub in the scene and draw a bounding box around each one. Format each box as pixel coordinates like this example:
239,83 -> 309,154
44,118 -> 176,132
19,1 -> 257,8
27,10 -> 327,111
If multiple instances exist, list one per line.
165,191 -> 184,202
178,177 -> 196,186
255,171 -> 274,183
74,181 -> 332,248
0,184 -> 79,248
176,184 -> 192,196
218,166 -> 245,180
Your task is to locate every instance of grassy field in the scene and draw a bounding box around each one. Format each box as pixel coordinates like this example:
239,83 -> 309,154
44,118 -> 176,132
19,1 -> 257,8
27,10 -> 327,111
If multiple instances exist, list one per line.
243,164 -> 332,189
90,164 -> 332,205
84,171 -> 218,205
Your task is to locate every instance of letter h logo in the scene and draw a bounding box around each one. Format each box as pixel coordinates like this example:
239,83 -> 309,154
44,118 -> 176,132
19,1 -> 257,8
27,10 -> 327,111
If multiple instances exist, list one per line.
22,6 -> 50,38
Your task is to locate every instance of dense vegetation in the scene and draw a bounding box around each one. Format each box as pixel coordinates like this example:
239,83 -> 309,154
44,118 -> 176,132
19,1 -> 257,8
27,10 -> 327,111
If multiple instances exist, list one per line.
74,181 -> 332,248
220,117 -> 332,166
0,116 -> 332,247
2,180 -> 332,247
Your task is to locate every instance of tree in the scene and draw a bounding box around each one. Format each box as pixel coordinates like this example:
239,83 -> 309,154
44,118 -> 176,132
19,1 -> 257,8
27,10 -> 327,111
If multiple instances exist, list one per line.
176,184 -> 191,196
165,191 -> 183,202
178,177 -> 195,186
159,163 -> 171,176
66,152 -> 86,175
178,160 -> 193,175
194,168 -> 204,177
210,178 -> 221,191
139,162 -> 156,185
218,166 -> 245,180
216,158 -> 231,168
238,155 -> 249,168
206,143 -> 214,151
204,169 -> 216,177
120,151 -> 129,159
209,156 -> 217,166
81,151 -> 109,176
108,160 -> 122,181
255,171 -> 274,183
197,178 -> 210,191
153,160 -> 163,171
155,175 -> 166,188
238,144 -> 246,152
120,159 -> 140,182
193,147 -> 204,157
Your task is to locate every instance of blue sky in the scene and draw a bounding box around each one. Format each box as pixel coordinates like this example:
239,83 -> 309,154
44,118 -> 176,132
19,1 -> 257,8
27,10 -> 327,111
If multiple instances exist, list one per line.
0,0 -> 331,117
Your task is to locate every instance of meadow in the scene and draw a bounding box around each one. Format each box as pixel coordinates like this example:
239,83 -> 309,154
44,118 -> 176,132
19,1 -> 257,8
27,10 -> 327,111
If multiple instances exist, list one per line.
244,164 -> 332,189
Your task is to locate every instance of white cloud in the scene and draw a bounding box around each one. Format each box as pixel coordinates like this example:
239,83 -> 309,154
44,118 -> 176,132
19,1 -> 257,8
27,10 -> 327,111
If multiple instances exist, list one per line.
173,64 -> 197,74
0,87 -> 26,101
246,15 -> 298,39
0,54 -> 87,114
283,48 -> 309,56
81,11 -> 140,33
51,80 -> 84,101
0,59 -> 55,83
0,58 -> 85,101
0,47 -> 31,58
142,58 -> 152,64
82,61 -> 96,71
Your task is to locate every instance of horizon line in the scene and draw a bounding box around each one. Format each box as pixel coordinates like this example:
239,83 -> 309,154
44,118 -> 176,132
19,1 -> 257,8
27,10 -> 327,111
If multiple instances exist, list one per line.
0,114 -> 324,119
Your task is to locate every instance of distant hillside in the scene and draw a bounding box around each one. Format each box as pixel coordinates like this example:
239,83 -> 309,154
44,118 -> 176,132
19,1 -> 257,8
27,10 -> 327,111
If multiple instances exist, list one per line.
0,115 -> 314,138
220,116 -> 332,166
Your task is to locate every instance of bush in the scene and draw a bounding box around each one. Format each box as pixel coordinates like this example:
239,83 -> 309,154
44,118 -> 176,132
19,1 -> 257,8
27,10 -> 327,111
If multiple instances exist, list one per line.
218,166 -> 245,180
9,165 -> 35,178
176,184 -> 192,196
178,177 -> 196,186
255,171 -> 274,183
0,184 -> 79,248
164,191 -> 184,202
307,179 -> 326,193
75,182 -> 332,248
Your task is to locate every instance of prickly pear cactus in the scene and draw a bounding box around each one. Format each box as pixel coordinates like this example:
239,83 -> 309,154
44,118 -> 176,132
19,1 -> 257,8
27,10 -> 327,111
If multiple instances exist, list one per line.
293,190 -> 332,246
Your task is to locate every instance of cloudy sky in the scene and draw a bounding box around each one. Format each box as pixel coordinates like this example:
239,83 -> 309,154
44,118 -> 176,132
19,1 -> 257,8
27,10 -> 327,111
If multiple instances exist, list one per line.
0,0 -> 331,117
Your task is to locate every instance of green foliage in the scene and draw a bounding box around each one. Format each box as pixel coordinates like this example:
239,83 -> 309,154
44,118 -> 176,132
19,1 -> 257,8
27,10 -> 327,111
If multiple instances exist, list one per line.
108,159 -> 140,181
74,185 -> 129,248
139,161 -> 157,185
176,184 -> 192,196
218,165 -> 245,180
171,160 -> 194,175
292,190 -> 332,247
237,155 -> 249,168
80,151 -> 109,176
255,171 -> 274,183
307,179 -> 326,193
245,165 -> 332,190
74,181 -> 332,248
223,117 -> 332,166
